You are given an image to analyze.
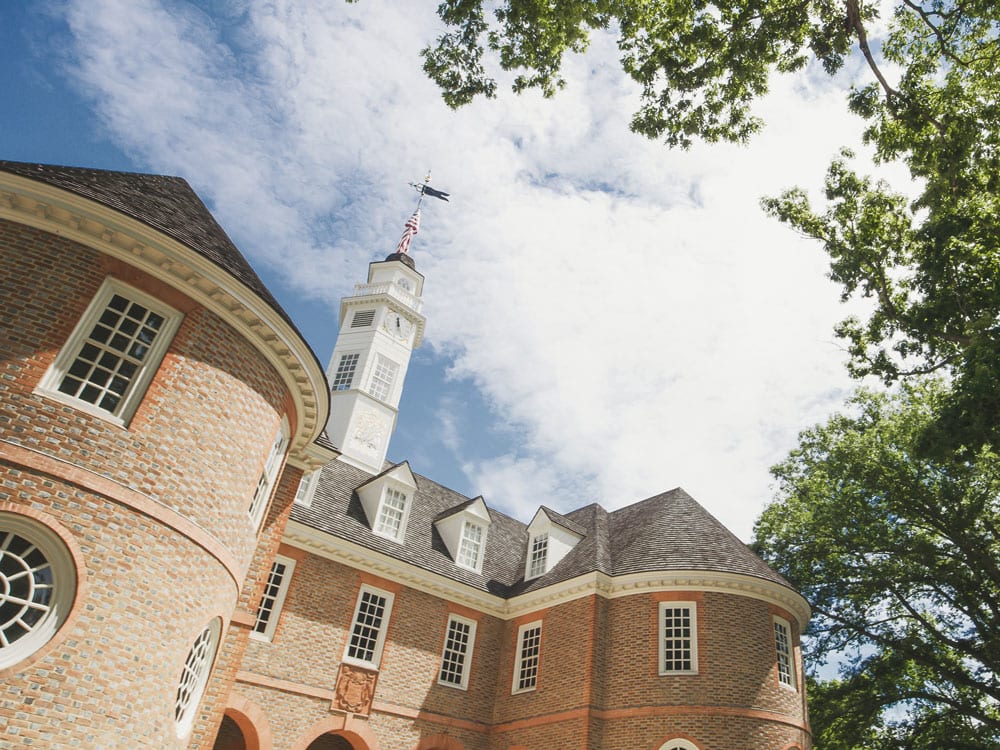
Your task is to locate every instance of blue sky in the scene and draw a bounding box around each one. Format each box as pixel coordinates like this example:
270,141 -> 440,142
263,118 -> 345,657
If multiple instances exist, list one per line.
1,0 -> 902,538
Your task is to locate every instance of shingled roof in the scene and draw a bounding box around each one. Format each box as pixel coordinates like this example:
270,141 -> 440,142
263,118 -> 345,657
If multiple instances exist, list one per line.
0,160 -> 299,335
292,460 -> 794,598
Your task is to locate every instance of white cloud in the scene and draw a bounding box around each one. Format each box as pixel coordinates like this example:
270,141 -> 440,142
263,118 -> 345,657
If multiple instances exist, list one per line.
59,0 -> 904,538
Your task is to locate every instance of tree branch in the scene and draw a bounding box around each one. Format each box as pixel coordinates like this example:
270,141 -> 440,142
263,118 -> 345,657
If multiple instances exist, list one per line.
844,0 -> 899,102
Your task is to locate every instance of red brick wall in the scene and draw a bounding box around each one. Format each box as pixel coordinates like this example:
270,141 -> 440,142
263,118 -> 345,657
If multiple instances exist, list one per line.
228,555 -> 810,750
0,220 -> 295,748
593,590 -> 810,749
0,220 -> 291,570
238,552 -> 506,749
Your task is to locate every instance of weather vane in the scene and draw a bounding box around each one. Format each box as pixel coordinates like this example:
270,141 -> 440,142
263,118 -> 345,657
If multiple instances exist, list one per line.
394,172 -> 450,255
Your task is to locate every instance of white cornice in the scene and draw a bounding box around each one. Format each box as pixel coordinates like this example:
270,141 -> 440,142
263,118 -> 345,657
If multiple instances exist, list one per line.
340,291 -> 427,348
283,520 -> 507,617
0,173 -> 329,459
282,521 -> 811,627
287,440 -> 340,472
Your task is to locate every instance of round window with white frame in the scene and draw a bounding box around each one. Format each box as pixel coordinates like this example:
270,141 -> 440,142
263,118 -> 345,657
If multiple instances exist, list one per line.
0,511 -> 78,670
174,617 -> 222,738
658,740 -> 700,750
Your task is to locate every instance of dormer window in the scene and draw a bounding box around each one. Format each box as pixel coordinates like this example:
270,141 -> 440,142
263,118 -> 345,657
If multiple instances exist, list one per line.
457,521 -> 485,570
434,497 -> 492,574
374,486 -> 409,540
356,463 -> 418,544
523,507 -> 585,581
526,533 -> 549,579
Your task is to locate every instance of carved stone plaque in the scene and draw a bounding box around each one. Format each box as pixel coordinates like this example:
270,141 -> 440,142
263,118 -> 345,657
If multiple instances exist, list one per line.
332,663 -> 378,715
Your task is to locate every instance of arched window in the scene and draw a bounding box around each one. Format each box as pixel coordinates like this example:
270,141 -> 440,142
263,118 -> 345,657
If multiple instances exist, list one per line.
659,740 -> 700,750
175,617 -> 222,738
248,416 -> 290,528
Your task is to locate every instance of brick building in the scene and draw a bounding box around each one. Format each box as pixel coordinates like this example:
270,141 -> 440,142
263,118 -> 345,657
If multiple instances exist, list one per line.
0,161 -> 811,750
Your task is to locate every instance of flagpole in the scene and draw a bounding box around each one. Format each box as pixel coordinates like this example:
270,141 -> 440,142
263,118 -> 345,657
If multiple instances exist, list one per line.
396,172 -> 449,255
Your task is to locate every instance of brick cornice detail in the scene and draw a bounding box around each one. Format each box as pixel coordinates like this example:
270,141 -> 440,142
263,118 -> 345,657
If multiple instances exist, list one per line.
0,439 -> 243,592
0,176 -> 328,462
370,701 -> 488,734
230,608 -> 257,628
283,521 -> 811,627
235,670 -> 336,701
488,704 -> 809,734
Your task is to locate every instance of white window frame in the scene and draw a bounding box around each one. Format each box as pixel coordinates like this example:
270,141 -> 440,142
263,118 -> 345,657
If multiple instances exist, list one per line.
367,354 -> 398,402
511,620 -> 542,694
251,555 -> 296,642
0,512 -> 78,670
658,740 -> 700,750
456,520 -> 485,572
37,277 -> 182,426
526,532 -> 549,579
773,615 -> 796,690
658,601 -> 698,675
372,485 -> 411,542
292,470 -> 321,507
174,617 -> 222,739
248,417 -> 289,529
438,614 -> 477,690
343,584 -> 395,669
331,352 -> 361,391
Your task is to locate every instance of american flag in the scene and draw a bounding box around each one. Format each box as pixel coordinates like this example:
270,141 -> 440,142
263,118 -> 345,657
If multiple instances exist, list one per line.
395,209 -> 420,254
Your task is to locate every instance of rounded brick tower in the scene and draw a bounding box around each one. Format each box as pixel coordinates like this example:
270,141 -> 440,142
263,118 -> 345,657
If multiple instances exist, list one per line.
0,162 -> 330,748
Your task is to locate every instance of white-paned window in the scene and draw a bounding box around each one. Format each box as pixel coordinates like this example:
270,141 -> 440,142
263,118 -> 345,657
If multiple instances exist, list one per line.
456,521 -> 484,571
247,417 -> 289,528
512,621 -> 542,693
367,354 -> 398,402
350,309 -> 376,328
659,602 -> 698,674
658,741 -> 700,750
344,585 -> 394,668
527,533 -> 548,579
252,555 -> 296,641
292,470 -> 320,507
38,278 -> 181,424
774,616 -> 796,689
373,487 -> 409,541
438,615 -> 477,689
331,352 -> 360,391
0,513 -> 78,670
174,618 -> 221,738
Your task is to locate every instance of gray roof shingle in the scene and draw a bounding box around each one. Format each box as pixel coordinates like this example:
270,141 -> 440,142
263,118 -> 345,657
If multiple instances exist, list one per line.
0,160 -> 300,335
293,460 -> 794,598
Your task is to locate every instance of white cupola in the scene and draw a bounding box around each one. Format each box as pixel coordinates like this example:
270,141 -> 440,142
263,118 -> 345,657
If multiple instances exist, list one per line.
324,248 -> 425,473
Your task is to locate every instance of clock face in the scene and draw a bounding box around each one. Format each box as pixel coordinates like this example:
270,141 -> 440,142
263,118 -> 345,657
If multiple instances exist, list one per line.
383,312 -> 414,340
396,277 -> 412,292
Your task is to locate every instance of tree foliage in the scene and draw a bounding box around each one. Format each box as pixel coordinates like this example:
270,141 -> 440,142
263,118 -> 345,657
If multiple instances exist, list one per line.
761,0 -> 1000,453
424,2 -> 1000,451
416,2 -> 1000,745
754,382 -> 1000,747
422,0 -> 862,148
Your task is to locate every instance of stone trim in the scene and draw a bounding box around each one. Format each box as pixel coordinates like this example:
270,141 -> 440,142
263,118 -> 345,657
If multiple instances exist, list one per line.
0,440 -> 243,591
235,670 -> 336,701
284,521 -> 811,627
